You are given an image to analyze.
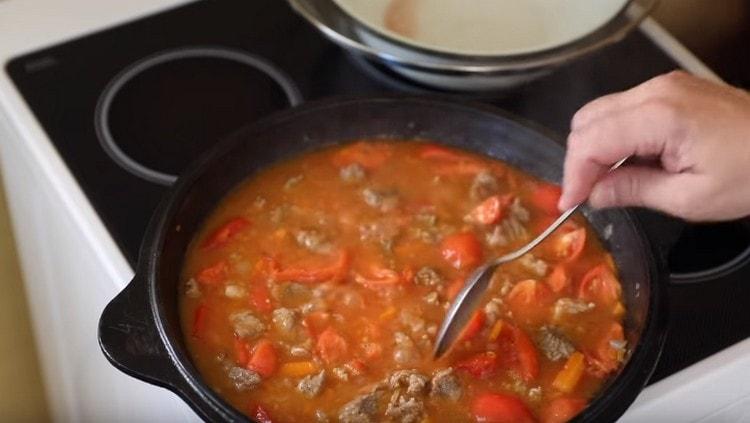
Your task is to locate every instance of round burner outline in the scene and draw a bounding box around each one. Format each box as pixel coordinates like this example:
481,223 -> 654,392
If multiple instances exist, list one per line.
95,46 -> 303,186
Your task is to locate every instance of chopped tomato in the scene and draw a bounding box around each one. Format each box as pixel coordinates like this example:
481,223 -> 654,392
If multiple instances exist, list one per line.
192,303 -> 209,339
247,339 -> 277,378
354,266 -> 403,289
531,183 -> 563,216
578,264 -> 621,307
553,226 -> 587,262
495,322 -> 540,382
332,141 -> 393,169
274,250 -> 350,283
302,312 -> 331,338
196,261 -> 228,285
540,397 -> 587,423
441,232 -> 483,270
586,322 -> 625,378
546,265 -> 571,294
506,279 -> 554,325
316,327 -> 349,364
465,195 -> 515,225
201,217 -> 250,249
234,337 -> 250,367
249,282 -> 273,314
472,393 -> 535,423
419,144 -> 466,161
456,352 -> 498,379
252,404 -> 274,423
460,310 -> 486,342
400,266 -> 415,284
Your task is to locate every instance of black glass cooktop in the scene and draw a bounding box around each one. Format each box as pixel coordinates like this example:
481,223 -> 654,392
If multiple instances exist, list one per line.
6,0 -> 750,391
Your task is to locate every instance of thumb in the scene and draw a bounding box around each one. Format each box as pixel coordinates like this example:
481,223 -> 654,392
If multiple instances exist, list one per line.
588,166 -> 693,214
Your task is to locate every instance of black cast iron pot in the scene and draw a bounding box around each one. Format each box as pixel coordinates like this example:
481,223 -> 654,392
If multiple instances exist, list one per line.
99,97 -> 668,422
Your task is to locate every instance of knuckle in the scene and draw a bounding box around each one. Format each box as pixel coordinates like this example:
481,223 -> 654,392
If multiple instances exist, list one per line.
615,172 -> 642,205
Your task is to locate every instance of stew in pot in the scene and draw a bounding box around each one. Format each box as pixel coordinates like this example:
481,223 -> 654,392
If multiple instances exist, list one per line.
180,141 -> 627,423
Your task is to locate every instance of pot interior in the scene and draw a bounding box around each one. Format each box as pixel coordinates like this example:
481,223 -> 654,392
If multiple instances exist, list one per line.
150,98 -> 659,421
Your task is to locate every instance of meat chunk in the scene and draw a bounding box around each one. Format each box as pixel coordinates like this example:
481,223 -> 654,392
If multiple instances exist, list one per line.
272,307 -> 297,333
338,392 -> 381,423
185,278 -> 201,298
414,267 -> 443,286
519,254 -> 548,277
385,392 -> 424,423
486,198 -> 531,247
393,332 -> 419,365
399,310 -> 426,334
227,366 -> 261,391
430,368 -> 461,401
538,326 -> 575,362
297,370 -> 326,398
359,220 -> 400,252
284,174 -> 304,190
387,370 -> 428,395
230,311 -> 266,339
483,297 -> 504,324
470,171 -> 500,201
362,188 -> 399,212
553,298 -> 595,320
296,229 -> 332,254
314,409 -> 329,423
340,163 -> 365,183
224,284 -> 247,299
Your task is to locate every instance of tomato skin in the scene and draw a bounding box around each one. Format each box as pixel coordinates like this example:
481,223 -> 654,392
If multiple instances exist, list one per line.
234,338 -> 250,367
274,251 -> 351,283
249,283 -> 273,314
466,195 -> 515,225
586,322 -> 625,378
192,304 -> 209,339
247,339 -> 277,378
196,261 -> 228,285
540,397 -> 586,423
531,183 -> 563,216
546,265 -> 570,294
472,393 -> 536,423
496,323 -> 540,383
555,226 -> 587,262
456,352 -> 498,379
201,217 -> 250,250
460,310 -> 486,342
506,279 -> 554,325
578,264 -> 621,306
316,327 -> 349,364
441,232 -> 483,270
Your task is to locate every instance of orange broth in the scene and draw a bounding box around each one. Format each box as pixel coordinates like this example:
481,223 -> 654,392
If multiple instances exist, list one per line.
180,141 -> 627,423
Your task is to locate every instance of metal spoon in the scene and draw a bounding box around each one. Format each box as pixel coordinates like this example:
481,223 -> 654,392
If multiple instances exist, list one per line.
433,157 -> 628,358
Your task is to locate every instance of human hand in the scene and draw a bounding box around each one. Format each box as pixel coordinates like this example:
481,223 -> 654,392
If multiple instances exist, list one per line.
558,71 -> 750,221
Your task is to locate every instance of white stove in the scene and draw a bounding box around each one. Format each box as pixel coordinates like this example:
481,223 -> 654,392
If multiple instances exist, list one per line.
1,1 -> 749,422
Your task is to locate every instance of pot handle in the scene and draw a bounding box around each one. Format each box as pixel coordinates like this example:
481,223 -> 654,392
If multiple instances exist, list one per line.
98,275 -> 184,391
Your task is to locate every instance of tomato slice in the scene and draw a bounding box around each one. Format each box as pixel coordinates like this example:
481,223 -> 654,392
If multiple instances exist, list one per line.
530,183 -> 563,216
234,337 -> 250,367
302,311 -> 331,338
578,264 -> 621,306
274,250 -> 351,283
192,303 -> 209,339
441,232 -> 483,270
247,339 -> 277,378
465,195 -> 515,225
546,265 -> 571,294
249,282 -> 273,314
506,279 -> 554,325
472,393 -> 536,423
201,217 -> 250,250
495,322 -> 540,383
354,266 -> 403,289
554,226 -> 587,262
316,327 -> 349,364
460,310 -> 486,342
196,260 -> 228,285
586,322 -> 625,378
540,397 -> 587,423
456,351 -> 498,379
